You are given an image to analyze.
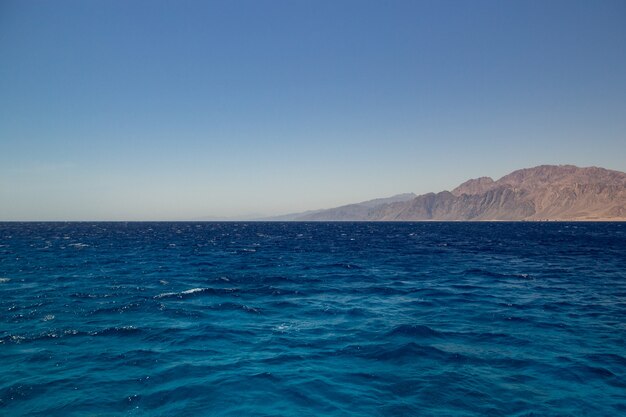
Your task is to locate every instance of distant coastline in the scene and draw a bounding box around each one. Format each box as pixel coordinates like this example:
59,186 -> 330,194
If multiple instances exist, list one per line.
263,165 -> 626,222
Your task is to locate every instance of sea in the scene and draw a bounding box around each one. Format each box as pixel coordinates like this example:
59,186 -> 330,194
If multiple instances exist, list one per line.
1,222 -> 625,416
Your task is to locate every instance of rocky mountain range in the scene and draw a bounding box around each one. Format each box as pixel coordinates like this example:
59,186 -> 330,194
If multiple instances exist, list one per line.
275,165 -> 626,221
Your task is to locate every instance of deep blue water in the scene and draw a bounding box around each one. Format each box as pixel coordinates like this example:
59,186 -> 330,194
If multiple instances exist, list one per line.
1,222 -> 625,416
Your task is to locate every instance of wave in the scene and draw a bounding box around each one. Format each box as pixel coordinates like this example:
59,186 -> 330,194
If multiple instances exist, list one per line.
2,222 -> 624,416
207,302 -> 262,314
91,325 -> 142,337
463,268 -> 533,280
68,242 -> 89,249
155,287 -> 240,299
0,326 -> 144,344
385,324 -> 441,338
346,342 -> 472,363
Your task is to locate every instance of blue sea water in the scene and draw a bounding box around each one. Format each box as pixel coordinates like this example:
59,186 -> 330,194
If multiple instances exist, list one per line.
0,222 -> 625,416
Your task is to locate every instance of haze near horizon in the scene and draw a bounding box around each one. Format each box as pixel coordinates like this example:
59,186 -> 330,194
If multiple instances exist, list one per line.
1,0 -> 625,220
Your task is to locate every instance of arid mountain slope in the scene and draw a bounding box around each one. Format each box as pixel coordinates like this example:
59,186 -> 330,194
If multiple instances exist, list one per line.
272,193 -> 416,221
446,165 -> 626,220
281,165 -> 626,221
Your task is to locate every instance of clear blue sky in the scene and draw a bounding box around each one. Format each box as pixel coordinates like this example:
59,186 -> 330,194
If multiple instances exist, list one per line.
1,0 -> 625,220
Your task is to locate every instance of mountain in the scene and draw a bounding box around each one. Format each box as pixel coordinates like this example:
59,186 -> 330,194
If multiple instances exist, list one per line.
276,165 -> 626,221
269,193 -> 416,221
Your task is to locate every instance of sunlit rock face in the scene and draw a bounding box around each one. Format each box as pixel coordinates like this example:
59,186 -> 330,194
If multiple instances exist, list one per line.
288,165 -> 626,221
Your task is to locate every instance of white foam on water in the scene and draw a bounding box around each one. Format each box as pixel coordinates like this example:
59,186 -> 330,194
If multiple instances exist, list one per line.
181,288 -> 205,295
0,278 -> 10,283
154,292 -> 176,298
154,288 -> 216,298
69,243 -> 89,248
155,288 -> 207,298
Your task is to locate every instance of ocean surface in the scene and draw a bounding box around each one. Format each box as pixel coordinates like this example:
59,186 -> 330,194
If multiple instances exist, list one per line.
1,222 -> 625,416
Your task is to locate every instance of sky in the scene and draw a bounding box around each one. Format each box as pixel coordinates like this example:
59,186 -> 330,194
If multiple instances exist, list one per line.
1,0 -> 625,220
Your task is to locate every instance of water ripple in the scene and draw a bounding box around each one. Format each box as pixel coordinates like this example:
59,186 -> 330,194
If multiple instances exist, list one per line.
0,221 -> 625,416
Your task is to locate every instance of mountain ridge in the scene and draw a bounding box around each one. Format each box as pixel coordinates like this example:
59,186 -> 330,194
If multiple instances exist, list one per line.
274,165 -> 626,221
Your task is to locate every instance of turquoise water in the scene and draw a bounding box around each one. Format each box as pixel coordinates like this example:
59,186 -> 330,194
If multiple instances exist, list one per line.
1,222 -> 625,416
